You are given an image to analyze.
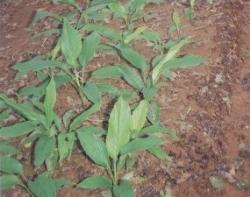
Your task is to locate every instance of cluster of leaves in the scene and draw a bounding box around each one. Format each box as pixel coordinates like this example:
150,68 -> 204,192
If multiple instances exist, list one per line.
0,0 -> 205,196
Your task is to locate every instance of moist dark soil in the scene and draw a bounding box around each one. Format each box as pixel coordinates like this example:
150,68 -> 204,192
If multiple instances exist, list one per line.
1,0 -> 250,196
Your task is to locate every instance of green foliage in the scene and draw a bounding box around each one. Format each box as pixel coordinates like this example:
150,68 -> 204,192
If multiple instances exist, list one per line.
44,77 -> 56,127
106,97 -> 131,161
0,0 -> 206,196
0,175 -> 21,190
61,19 -> 82,67
0,143 -> 20,156
0,156 -> 23,175
34,135 -> 56,167
79,32 -> 100,67
77,130 -> 110,169
78,176 -> 112,189
28,174 -> 72,197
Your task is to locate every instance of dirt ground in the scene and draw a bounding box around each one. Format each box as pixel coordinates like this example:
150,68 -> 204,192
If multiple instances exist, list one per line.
1,0 -> 250,196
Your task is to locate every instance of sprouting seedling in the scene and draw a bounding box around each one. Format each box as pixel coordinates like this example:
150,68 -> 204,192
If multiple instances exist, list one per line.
172,9 -> 181,36
185,0 -> 197,21
76,97 -> 172,196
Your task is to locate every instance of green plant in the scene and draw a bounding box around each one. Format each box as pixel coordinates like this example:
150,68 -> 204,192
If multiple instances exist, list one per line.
0,0 -> 207,196
0,141 -> 72,196
172,9 -> 182,36
92,37 -> 205,100
106,0 -> 163,30
0,77 -> 102,172
76,97 -> 173,196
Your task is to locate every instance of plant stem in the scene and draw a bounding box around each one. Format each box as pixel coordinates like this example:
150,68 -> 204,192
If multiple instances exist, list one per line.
113,159 -> 118,185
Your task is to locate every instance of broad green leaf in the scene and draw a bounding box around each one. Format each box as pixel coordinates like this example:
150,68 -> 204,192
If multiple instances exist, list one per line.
92,65 -> 122,78
0,156 -> 23,174
14,57 -> 60,79
120,136 -> 163,155
152,37 -> 190,84
117,45 -> 148,71
78,176 -> 112,189
130,100 -> 149,137
61,19 -> 82,67
147,102 -> 160,125
44,77 -> 56,127
70,103 -> 100,130
0,121 -> 36,138
108,2 -> 127,19
0,143 -> 19,156
81,83 -> 101,104
124,26 -> 146,44
97,84 -> 135,99
77,130 -> 110,168
113,180 -> 135,197
142,29 -> 161,43
106,97 -> 131,160
141,125 -> 177,140
58,133 -> 75,161
0,109 -> 11,122
34,135 -> 55,167
28,175 -> 57,197
118,65 -> 144,90
82,24 -> 122,41
0,175 -> 21,190
163,55 -> 206,69
0,94 -> 39,121
96,84 -> 121,96
79,32 -> 100,67
148,146 -> 171,160
161,55 -> 206,79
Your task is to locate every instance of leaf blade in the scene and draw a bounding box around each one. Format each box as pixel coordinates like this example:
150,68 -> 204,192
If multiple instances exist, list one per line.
79,32 -> 100,67
61,19 -> 82,67
120,136 -> 163,155
78,176 -> 112,189
34,135 -> 55,167
77,130 -> 110,168
0,156 -> 23,175
0,121 -> 36,138
106,97 -> 131,160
